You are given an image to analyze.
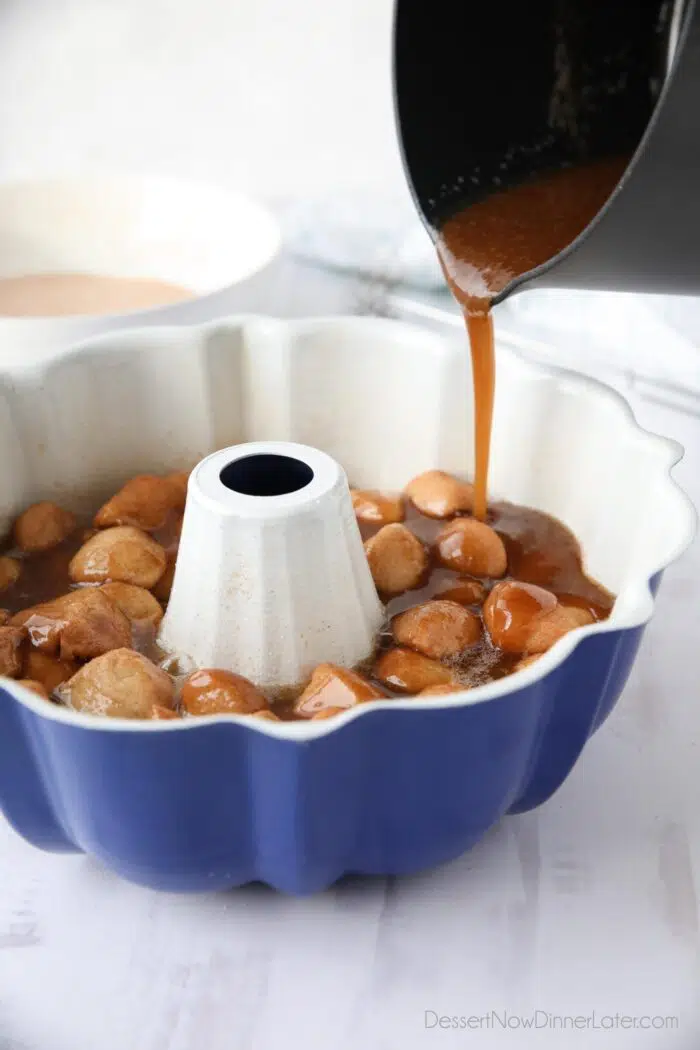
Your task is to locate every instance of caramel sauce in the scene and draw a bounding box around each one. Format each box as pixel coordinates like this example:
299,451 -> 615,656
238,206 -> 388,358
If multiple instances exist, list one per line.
2,486 -> 612,718
356,500 -> 613,696
437,157 -> 629,520
0,532 -> 86,613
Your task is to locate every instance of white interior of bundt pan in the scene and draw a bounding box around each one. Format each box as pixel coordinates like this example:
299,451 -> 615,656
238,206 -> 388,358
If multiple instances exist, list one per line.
0,316 -> 694,730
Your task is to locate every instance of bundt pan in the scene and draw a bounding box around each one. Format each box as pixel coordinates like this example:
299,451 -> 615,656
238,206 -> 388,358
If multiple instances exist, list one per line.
0,317 -> 694,894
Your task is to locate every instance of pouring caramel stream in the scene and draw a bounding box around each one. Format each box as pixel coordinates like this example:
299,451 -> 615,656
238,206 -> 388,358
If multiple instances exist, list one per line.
437,157 -> 628,520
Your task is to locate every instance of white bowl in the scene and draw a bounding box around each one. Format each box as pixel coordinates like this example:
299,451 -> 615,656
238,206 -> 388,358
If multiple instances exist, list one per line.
0,175 -> 280,362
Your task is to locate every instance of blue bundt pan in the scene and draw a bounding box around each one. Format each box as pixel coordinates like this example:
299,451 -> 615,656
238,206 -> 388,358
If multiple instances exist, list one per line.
0,317 -> 694,894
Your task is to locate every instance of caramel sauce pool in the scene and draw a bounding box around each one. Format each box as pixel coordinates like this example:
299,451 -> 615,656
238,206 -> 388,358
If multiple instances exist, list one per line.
437,157 -> 629,520
358,502 -> 613,693
2,496 -> 613,716
0,273 -> 193,317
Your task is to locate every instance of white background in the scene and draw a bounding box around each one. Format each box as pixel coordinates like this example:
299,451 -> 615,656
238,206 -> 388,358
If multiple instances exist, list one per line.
0,0 -> 404,201
0,3 -> 698,1049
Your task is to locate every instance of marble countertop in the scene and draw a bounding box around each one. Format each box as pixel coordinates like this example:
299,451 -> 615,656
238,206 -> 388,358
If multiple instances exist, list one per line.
0,1 -> 698,1045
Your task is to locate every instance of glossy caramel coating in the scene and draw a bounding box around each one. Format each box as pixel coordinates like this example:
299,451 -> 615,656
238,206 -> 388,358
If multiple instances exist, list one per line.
181,669 -> 269,717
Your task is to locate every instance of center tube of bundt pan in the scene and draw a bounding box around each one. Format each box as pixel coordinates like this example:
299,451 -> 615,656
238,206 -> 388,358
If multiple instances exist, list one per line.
157,441 -> 384,691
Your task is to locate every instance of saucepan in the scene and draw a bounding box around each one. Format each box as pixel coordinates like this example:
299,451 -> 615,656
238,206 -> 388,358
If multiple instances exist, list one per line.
394,0 -> 700,300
